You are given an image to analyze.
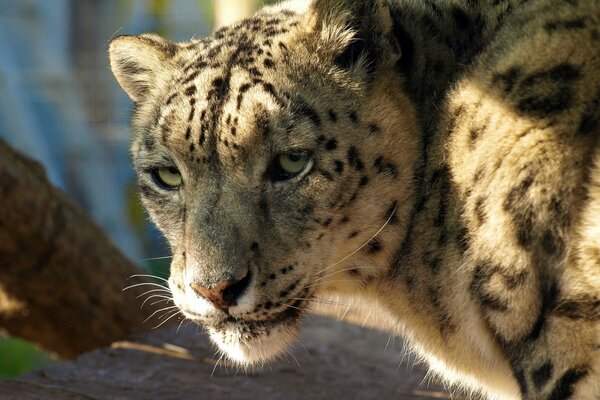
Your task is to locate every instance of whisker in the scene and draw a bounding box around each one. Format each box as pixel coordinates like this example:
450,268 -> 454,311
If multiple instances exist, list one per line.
129,273 -> 169,283
136,288 -> 172,300
316,203 -> 397,276
211,353 -> 225,378
149,297 -> 174,307
153,309 -> 181,329
123,282 -> 167,291
314,265 -> 388,284
290,297 -> 348,307
141,294 -> 173,309
176,317 -> 191,334
281,303 -> 303,311
304,279 -> 358,289
138,255 -> 173,262
286,349 -> 301,367
144,305 -> 179,323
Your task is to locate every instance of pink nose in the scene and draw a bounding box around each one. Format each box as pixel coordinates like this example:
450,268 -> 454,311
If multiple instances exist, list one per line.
190,273 -> 251,312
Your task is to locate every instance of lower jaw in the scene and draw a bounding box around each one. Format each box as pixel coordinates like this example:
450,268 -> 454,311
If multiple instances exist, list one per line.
208,315 -> 301,366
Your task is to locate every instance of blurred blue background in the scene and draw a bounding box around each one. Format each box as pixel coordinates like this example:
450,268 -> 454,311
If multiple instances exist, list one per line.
0,0 -> 272,378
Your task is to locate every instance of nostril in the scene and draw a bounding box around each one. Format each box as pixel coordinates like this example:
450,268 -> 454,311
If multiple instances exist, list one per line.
190,270 -> 252,312
222,270 -> 252,307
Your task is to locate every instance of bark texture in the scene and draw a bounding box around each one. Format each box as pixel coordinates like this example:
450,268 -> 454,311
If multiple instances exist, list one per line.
0,316 -> 454,399
0,138 -> 166,358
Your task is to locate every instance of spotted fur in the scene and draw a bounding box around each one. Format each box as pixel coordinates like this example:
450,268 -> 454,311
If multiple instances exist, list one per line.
109,0 -> 600,398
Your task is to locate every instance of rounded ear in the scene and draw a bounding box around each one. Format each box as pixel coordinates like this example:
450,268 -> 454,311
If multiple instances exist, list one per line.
307,0 -> 400,76
108,34 -> 178,102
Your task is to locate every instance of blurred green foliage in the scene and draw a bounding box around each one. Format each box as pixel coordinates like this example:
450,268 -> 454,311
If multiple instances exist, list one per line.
0,337 -> 55,378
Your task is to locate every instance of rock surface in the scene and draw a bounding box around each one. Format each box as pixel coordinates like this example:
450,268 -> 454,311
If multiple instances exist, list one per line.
0,315 -> 458,399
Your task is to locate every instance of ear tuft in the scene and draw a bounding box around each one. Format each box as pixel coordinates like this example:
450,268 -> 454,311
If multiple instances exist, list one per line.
108,34 -> 178,102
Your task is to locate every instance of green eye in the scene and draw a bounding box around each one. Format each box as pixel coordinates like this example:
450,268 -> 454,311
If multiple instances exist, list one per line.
271,150 -> 312,181
152,166 -> 182,189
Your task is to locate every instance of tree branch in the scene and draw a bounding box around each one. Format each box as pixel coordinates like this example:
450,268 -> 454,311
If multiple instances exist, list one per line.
0,138 -> 169,358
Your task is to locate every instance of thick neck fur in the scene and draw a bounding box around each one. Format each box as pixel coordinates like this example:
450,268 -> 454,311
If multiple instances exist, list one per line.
388,0 -> 517,137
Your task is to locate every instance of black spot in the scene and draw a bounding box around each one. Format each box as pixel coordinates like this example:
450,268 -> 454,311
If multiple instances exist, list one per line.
263,58 -> 275,68
183,70 -> 200,84
347,267 -> 361,277
423,252 -> 442,273
547,367 -> 588,400
456,226 -> 469,254
359,176 -> 369,186
319,170 -> 334,181
578,89 -> 600,136
189,143 -> 195,152
503,174 -> 535,246
301,203 -> 314,215
531,361 -> 553,389
250,242 -> 259,252
373,156 -> 398,178
554,294 -> 600,320
340,216 -> 350,224
293,97 -> 321,127
525,280 -> 558,342
474,196 -> 486,225
348,147 -> 364,170
165,93 -> 178,105
322,217 -> 332,227
328,109 -> 337,122
333,160 -> 344,173
470,263 -> 509,311
368,124 -> 381,135
143,135 -> 155,151
348,231 -> 359,239
517,91 -> 574,117
513,368 -> 529,397
348,111 -> 359,124
316,135 -> 326,144
492,67 -> 521,94
325,139 -> 338,151
366,239 -> 382,254
544,18 -> 586,32
185,85 -> 197,96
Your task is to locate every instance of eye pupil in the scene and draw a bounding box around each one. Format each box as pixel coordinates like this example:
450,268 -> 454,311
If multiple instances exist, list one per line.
289,152 -> 302,162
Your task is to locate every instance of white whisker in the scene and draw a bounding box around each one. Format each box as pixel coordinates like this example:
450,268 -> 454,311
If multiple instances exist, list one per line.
141,294 -> 173,309
149,297 -> 174,307
144,305 -> 179,323
314,265 -> 388,283
129,273 -> 170,283
123,282 -> 167,291
317,203 -> 397,276
153,309 -> 181,329
138,256 -> 173,262
211,353 -> 225,378
136,288 -> 172,299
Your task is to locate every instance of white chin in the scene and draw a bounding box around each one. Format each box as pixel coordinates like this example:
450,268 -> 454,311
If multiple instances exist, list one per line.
209,322 -> 299,366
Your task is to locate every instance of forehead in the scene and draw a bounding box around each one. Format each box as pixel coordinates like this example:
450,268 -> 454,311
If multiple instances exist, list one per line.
150,11 -> 329,159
